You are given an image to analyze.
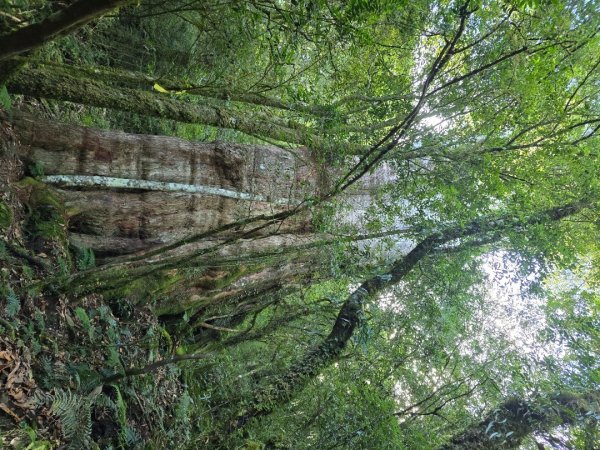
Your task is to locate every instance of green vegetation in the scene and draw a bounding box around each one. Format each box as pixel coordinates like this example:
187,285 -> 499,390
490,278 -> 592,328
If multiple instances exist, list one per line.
0,201 -> 12,230
1,0 -> 599,449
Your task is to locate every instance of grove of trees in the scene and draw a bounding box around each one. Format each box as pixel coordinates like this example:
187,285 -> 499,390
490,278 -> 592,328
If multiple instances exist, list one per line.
0,0 -> 598,448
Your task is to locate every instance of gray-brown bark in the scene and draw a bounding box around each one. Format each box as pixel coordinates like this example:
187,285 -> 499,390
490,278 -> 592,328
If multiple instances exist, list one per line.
439,391 -> 600,450
10,113 -> 404,328
0,0 -> 131,62
13,112 -> 320,256
10,113 -> 332,323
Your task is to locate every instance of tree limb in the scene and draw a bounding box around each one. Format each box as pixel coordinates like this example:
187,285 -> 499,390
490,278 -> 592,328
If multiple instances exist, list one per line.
0,0 -> 132,62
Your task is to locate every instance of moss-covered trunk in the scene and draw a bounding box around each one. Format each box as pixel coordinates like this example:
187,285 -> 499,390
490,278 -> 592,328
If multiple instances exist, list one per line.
7,66 -> 350,155
10,113 -> 328,323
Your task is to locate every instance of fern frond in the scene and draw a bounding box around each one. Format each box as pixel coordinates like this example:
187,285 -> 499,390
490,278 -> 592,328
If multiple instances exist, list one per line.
123,426 -> 141,447
39,355 -> 55,389
51,389 -> 92,449
76,247 -> 95,270
4,286 -> 20,317
94,393 -> 117,411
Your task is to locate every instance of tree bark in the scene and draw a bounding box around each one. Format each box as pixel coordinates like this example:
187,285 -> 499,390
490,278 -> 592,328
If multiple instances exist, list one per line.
33,61 -> 334,117
0,0 -> 132,62
10,113 -> 400,325
13,112 -> 320,256
8,113 -> 326,320
10,112 -> 328,322
439,391 -> 600,450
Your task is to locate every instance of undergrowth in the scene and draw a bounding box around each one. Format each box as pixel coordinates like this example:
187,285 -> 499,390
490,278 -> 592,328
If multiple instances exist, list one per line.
0,121 -> 203,449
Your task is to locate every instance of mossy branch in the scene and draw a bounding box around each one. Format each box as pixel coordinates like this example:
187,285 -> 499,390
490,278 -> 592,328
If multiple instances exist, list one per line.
0,0 -> 132,62
102,353 -> 212,383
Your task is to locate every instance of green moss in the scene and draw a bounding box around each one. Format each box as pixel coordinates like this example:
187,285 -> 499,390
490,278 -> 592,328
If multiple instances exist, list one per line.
157,295 -> 207,317
153,264 -> 263,316
199,265 -> 249,290
18,177 -> 64,210
99,268 -> 185,306
75,261 -> 263,317
0,201 -> 12,230
17,178 -> 70,266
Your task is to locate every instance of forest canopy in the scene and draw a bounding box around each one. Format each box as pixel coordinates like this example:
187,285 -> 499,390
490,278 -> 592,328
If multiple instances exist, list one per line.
0,0 -> 599,449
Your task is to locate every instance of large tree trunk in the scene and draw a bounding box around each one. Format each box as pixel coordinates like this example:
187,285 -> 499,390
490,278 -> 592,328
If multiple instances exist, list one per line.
9,112 -> 399,337
7,67 -> 362,156
10,112 -> 402,338
11,113 -> 329,323
13,113 -> 321,257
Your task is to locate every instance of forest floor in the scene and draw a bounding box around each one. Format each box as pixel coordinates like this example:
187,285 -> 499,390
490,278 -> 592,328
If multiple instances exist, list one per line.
0,110 -> 191,449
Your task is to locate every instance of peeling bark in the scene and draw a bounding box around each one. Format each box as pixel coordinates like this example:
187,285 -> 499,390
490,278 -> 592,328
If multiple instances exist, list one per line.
13,113 -> 319,255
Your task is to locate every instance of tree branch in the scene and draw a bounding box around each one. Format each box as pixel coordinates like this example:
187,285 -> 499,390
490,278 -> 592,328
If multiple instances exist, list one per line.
229,199 -> 589,429
0,0 -> 132,62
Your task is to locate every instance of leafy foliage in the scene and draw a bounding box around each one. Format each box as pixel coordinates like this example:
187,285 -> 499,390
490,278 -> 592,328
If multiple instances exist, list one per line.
51,389 -> 93,449
4,287 -> 20,317
74,247 -> 95,271
0,85 -> 11,111
2,0 -> 600,448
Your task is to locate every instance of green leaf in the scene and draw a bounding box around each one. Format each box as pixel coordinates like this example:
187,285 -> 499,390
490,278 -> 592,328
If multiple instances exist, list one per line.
153,82 -> 169,93
0,85 -> 11,111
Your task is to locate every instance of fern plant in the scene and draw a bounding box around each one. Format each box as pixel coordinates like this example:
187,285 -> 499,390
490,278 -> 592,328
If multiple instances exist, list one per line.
39,355 -> 55,389
4,286 -> 20,317
51,389 -> 93,449
28,161 -> 44,178
74,307 -> 94,340
0,85 -> 11,111
76,247 -> 95,270
123,426 -> 142,448
56,255 -> 71,279
0,240 -> 8,259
